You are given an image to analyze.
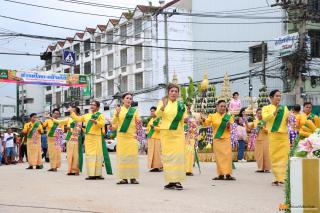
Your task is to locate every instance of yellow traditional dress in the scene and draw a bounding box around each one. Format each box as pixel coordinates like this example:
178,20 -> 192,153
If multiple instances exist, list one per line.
262,104 -> 289,182
71,112 -> 105,177
146,117 -> 162,169
248,119 -> 271,171
204,112 -> 234,176
22,121 -> 43,166
112,106 -> 140,179
185,117 -> 198,174
52,117 -> 82,174
43,119 -> 65,169
156,100 -> 187,183
297,112 -> 319,132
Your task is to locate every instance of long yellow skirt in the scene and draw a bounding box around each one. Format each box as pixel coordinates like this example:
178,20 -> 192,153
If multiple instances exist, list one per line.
268,132 -> 290,182
27,137 -> 42,166
47,137 -> 61,169
147,138 -> 162,169
85,134 -> 103,177
185,139 -> 195,173
116,133 -> 139,179
213,138 -> 232,176
67,141 -> 79,174
255,139 -> 271,171
161,130 -> 186,183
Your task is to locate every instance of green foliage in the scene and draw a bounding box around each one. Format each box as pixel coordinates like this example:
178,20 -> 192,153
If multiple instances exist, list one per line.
181,87 -> 187,103
187,77 -> 195,105
197,82 -> 202,95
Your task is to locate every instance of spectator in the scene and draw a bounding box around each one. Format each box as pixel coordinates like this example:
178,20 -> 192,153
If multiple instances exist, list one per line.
41,132 -> 49,162
229,92 -> 242,115
4,128 -> 16,165
236,118 -> 247,162
0,134 -> 3,165
19,134 -> 28,163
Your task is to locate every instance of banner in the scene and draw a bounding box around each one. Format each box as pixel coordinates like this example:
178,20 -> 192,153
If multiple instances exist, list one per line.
0,69 -> 88,87
82,75 -> 91,97
273,33 -> 311,57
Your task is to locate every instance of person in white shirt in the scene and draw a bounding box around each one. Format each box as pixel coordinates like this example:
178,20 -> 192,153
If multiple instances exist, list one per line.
4,128 -> 16,164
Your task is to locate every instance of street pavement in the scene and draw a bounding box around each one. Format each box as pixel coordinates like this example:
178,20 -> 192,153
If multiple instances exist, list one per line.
0,153 -> 284,213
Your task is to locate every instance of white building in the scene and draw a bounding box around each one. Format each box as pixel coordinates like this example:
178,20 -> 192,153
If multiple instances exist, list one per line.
0,96 -> 16,128
43,0 -> 194,117
18,84 -> 45,117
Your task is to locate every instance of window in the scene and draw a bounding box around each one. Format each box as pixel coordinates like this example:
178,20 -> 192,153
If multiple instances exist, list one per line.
120,25 -> 127,43
25,98 -> 34,104
56,92 -> 61,105
120,49 -> 127,67
84,61 -> 91,75
308,0 -> 320,11
95,58 -> 101,77
309,30 -> 320,58
95,36 -> 101,49
45,58 -> 52,71
107,31 -> 113,50
107,79 -> 114,96
134,18 -> 142,39
46,94 -> 52,104
249,44 -> 267,64
135,72 -> 143,90
121,75 -> 128,92
64,90 -> 69,102
74,43 -> 80,60
107,54 -> 114,76
95,82 -> 102,98
84,39 -> 91,57
55,51 -> 62,67
135,45 -> 143,64
74,64 -> 80,74
64,68 -> 70,73
46,86 -> 51,91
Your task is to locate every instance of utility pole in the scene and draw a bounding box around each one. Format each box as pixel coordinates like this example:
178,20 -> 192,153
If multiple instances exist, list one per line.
261,41 -> 267,86
164,13 -> 169,84
249,69 -> 253,97
21,84 -> 25,123
272,0 -> 308,105
16,84 -> 19,118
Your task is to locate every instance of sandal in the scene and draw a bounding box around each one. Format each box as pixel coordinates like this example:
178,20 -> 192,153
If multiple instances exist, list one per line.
117,179 -> 128,184
96,176 -> 105,180
164,183 -> 176,190
225,175 -> 236,181
255,170 -> 264,173
272,181 -> 279,186
130,179 -> 139,184
174,182 -> 183,190
212,175 -> 225,180
85,176 -> 96,180
264,170 -> 271,173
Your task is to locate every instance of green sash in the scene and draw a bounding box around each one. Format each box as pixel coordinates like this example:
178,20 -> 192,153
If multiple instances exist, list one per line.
214,113 -> 231,139
271,105 -> 285,133
307,113 -> 315,121
27,121 -> 40,138
78,132 -> 83,172
147,117 -> 161,139
65,121 -> 75,141
48,122 -> 59,137
84,112 -> 112,175
256,120 -> 266,133
119,107 -> 136,133
85,112 -> 101,134
169,101 -> 186,130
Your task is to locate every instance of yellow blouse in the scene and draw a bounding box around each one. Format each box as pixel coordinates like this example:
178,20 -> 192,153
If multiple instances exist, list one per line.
43,119 -> 65,136
22,121 -> 43,135
262,104 -> 289,133
204,112 -> 234,139
112,106 -> 140,138
155,100 -> 187,131
71,111 -> 105,136
146,117 -> 161,139
296,112 -> 319,131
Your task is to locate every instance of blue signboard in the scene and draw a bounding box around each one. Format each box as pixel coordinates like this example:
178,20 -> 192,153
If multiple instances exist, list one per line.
62,50 -> 76,66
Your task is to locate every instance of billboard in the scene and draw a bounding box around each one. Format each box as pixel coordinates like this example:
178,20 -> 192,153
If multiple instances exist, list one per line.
0,69 -> 88,87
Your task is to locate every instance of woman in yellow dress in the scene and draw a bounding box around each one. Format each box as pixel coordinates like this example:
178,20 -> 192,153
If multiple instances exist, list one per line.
202,100 -> 235,181
246,108 -> 271,173
22,113 -> 43,169
146,106 -> 162,172
296,102 -> 319,131
262,90 -> 290,186
42,108 -> 64,172
70,100 -> 112,180
45,106 -> 83,176
156,84 -> 188,190
112,93 -> 140,184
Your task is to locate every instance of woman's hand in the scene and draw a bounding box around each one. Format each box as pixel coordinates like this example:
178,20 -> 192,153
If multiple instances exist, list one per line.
115,106 -> 121,117
161,97 -> 168,111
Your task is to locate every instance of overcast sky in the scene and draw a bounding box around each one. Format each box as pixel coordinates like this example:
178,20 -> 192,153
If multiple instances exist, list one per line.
0,0 -> 160,98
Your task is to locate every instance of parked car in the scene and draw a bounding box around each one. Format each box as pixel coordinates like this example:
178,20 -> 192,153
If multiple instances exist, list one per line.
106,138 -> 117,151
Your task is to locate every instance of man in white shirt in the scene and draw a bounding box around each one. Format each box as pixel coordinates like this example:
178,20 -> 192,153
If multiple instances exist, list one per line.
4,128 -> 15,164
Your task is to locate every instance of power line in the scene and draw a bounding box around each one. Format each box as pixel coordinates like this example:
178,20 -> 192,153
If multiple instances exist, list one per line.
3,0 -> 119,18
55,0 -> 134,10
